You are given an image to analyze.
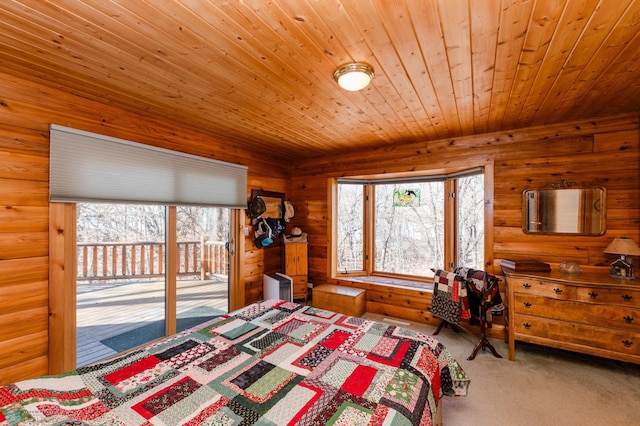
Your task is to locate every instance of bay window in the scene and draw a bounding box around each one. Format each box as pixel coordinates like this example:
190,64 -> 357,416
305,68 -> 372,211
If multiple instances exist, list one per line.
334,167 -> 488,284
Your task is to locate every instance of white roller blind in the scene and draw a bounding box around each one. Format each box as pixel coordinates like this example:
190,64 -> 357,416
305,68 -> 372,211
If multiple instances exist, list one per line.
50,124 -> 247,207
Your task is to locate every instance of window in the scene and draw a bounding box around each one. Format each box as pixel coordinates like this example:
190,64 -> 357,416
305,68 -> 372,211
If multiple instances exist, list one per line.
457,174 -> 485,269
374,182 -> 444,276
337,184 -> 365,272
335,168 -> 486,282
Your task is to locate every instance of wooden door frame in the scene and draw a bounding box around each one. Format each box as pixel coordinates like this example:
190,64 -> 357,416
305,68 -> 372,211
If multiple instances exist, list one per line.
49,203 -> 77,374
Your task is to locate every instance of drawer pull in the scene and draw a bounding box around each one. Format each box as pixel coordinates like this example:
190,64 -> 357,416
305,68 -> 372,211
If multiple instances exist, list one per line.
622,340 -> 633,348
553,288 -> 563,294
622,294 -> 633,302
523,323 -> 532,329
522,283 -> 531,289
623,316 -> 634,324
523,302 -> 532,308
588,291 -> 598,299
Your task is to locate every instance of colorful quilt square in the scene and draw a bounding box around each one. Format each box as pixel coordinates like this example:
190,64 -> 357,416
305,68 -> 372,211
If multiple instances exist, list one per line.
231,360 -> 275,390
182,398 -> 237,426
223,360 -> 299,404
157,341 -> 214,369
248,331 -> 287,351
103,356 -> 161,387
272,317 -> 330,343
101,355 -> 176,394
315,390 -> 376,425
379,366 -> 432,424
245,366 -> 297,401
155,340 -> 200,360
320,330 -> 352,349
371,336 -> 400,358
412,344 -> 439,382
262,341 -> 305,366
261,310 -> 293,325
327,402 -> 373,426
221,322 -> 260,340
334,315 -> 366,329
197,346 -> 242,372
367,321 -> 391,336
151,384 -> 224,425
352,331 -> 382,353
277,301 -> 303,311
318,359 -> 358,388
384,369 -> 422,410
367,340 -> 411,367
234,301 -> 273,321
304,306 -> 339,319
340,364 -> 377,397
132,376 -> 201,419
262,382 -> 321,425
295,345 -> 334,370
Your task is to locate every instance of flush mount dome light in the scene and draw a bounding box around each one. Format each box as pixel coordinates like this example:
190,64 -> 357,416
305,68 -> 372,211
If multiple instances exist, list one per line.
333,62 -> 374,91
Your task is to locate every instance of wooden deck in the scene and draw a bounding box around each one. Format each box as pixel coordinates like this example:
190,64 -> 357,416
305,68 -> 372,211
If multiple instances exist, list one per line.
76,278 -> 228,367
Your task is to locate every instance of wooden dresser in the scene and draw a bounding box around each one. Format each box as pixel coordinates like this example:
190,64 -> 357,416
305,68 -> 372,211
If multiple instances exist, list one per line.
503,268 -> 640,364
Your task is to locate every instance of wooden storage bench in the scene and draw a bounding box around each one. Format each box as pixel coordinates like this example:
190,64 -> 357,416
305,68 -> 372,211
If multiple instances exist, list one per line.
312,284 -> 366,317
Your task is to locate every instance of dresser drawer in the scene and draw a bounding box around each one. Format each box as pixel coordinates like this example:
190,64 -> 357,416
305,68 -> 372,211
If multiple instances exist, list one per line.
575,287 -> 640,307
513,294 -> 640,332
509,277 -> 575,299
513,314 -> 640,356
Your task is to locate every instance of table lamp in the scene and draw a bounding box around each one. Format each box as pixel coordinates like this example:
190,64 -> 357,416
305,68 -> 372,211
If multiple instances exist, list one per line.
604,237 -> 640,279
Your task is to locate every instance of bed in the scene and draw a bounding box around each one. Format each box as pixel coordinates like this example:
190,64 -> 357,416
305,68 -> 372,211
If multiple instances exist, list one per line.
0,299 -> 469,425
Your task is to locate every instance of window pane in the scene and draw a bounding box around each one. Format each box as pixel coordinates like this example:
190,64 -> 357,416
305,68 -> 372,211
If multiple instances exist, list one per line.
76,203 -> 166,367
337,184 -> 364,272
374,183 -> 444,276
176,206 -> 229,332
457,174 -> 485,269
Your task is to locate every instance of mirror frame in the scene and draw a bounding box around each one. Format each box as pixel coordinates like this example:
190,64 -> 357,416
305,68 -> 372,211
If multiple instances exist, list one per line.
522,183 -> 606,236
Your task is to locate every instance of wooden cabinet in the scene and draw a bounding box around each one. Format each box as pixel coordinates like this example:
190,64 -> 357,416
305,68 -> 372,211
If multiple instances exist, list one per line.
284,241 -> 308,301
504,268 -> 640,364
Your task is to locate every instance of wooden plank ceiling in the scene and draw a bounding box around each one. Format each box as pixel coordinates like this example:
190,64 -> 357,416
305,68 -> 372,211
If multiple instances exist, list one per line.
1,0 -> 639,160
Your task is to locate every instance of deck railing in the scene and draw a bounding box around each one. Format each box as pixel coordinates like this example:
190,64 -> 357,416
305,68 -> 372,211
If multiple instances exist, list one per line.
77,239 -> 228,281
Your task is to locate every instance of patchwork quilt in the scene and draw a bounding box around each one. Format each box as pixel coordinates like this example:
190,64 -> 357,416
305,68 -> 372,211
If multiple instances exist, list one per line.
0,299 -> 469,425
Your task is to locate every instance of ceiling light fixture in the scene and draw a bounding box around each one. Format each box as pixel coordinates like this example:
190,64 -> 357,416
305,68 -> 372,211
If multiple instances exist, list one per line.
333,62 -> 374,91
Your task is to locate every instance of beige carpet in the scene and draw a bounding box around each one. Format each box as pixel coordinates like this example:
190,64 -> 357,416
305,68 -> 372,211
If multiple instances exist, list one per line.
363,313 -> 640,426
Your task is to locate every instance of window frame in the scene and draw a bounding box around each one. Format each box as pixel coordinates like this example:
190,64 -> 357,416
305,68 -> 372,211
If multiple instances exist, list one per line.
330,164 -> 494,282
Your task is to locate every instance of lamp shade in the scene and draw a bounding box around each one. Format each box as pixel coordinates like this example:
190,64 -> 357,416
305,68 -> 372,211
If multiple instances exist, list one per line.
604,237 -> 640,256
333,62 -> 374,91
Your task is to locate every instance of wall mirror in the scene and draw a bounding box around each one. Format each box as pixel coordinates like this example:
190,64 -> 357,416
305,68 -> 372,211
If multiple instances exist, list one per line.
522,186 -> 606,235
250,189 -> 285,220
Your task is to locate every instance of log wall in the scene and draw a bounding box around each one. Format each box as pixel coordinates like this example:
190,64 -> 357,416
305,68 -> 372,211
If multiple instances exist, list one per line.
1,67 -> 638,383
290,114 -> 640,326
0,72 -> 290,384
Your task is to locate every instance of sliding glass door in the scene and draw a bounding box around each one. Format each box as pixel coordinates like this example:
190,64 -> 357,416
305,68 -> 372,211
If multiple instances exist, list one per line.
76,203 -> 230,367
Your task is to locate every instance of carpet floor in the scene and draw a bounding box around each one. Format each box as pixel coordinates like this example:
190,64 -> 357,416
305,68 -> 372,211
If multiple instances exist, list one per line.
100,306 -> 226,353
363,313 -> 640,426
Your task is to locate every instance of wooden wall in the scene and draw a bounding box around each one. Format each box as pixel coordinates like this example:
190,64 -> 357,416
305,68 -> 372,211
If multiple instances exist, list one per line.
290,113 -> 640,325
0,72 -> 290,384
